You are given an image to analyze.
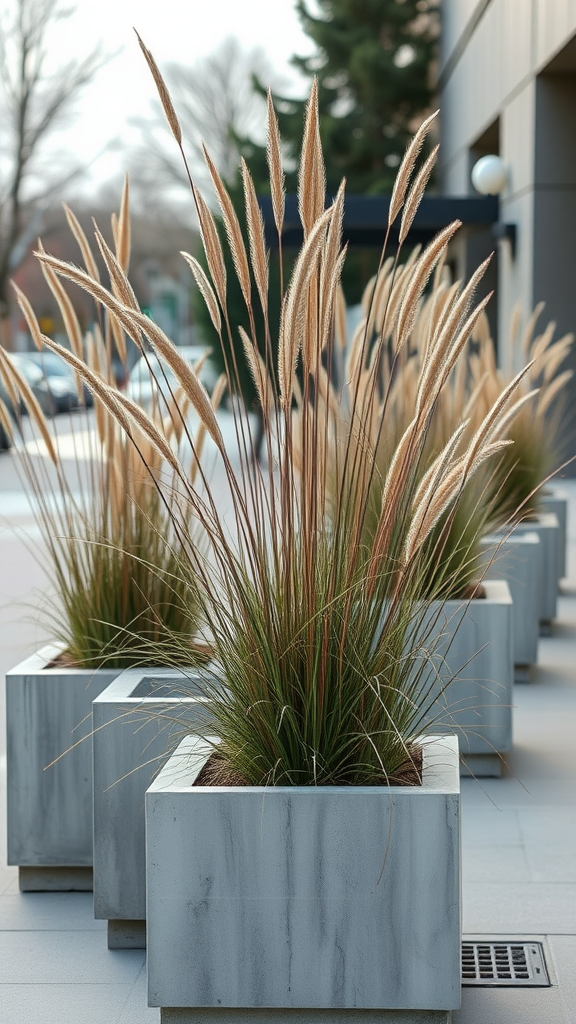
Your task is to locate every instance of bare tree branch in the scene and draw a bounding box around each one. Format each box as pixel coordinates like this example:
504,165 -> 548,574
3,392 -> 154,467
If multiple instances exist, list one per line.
0,0 -> 110,323
130,36 -> 286,203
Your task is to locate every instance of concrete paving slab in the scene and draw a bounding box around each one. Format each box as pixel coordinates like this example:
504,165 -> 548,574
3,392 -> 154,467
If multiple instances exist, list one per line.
460,805 -> 523,845
548,935 -> 576,1024
0,983 -> 143,1024
116,964 -> 160,1023
453,985 -> 569,1024
0,930 -> 144,984
462,882 -> 576,933
461,844 -> 531,883
0,892 -> 106,930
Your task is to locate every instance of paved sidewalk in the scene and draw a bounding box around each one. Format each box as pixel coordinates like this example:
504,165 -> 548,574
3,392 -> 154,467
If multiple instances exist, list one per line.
1,478 -> 575,1023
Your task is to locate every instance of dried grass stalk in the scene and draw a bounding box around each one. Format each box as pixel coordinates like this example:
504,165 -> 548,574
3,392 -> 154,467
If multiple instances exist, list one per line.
0,346 -> 57,464
63,202 -> 101,282
399,144 -> 439,245
241,157 -> 269,318
116,175 -> 131,273
181,252 -> 222,333
239,326 -> 274,415
203,144 -> 251,309
266,88 -> 285,235
388,109 -> 438,227
278,205 -> 334,408
135,30 -> 182,144
395,221 -> 461,353
193,186 -> 227,309
298,78 -> 326,238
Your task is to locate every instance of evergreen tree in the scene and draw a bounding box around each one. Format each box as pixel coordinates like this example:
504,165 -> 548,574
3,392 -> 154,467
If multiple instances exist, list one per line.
248,0 -> 439,196
195,1 -> 440,433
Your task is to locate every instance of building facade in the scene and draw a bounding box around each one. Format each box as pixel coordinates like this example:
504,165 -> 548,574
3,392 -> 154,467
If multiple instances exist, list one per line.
440,0 -> 576,464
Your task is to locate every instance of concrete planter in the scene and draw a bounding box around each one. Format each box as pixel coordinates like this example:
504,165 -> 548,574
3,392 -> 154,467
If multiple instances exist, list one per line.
5,644 -> 118,891
92,667 -> 211,949
423,580 -> 513,776
480,532 -> 540,679
146,733 -> 461,1024
509,513 -> 560,632
540,490 -> 568,580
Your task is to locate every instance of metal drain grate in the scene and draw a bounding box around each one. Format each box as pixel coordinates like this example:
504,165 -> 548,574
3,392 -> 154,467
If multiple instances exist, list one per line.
462,942 -> 550,986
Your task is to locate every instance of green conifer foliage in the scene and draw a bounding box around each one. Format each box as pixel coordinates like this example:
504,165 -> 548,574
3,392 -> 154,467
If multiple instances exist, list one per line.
261,0 -> 440,195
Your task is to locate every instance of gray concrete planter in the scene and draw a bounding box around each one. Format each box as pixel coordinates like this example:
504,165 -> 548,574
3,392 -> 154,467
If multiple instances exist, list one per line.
509,513 -> 560,632
146,733 -> 461,1024
423,580 -> 513,777
92,667 -> 211,949
540,489 -> 568,580
480,532 -> 540,679
5,644 -> 118,891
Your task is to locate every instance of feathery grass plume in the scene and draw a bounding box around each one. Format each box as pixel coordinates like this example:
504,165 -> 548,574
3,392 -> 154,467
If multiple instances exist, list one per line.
0,345 -> 58,464
34,67 -> 535,785
471,307 -> 574,521
241,157 -> 269,319
116,175 -> 131,273
193,186 -> 228,308
309,249 -> 539,603
8,189 -> 209,671
203,145 -> 252,308
239,326 -> 274,416
266,88 -> 285,237
388,109 -> 439,228
395,221 -> 461,354
298,77 -> 325,239
135,30 -> 182,145
181,252 -> 222,333
398,144 -> 439,246
63,202 -> 101,283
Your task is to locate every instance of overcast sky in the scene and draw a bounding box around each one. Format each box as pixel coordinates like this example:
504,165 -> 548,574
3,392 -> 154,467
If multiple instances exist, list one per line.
51,0 -> 313,195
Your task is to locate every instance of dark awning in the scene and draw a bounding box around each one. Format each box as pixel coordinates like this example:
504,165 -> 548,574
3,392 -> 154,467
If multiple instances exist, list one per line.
258,194 -> 499,248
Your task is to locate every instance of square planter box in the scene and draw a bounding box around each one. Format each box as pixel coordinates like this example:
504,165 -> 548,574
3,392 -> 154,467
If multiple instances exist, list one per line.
92,667 -> 212,949
146,733 -> 461,1024
509,513 -> 560,632
540,489 -> 568,580
480,532 -> 540,679
423,580 -> 513,777
5,643 -> 119,891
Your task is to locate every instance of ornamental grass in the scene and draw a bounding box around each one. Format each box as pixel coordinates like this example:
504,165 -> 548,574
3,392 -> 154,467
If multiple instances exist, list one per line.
0,182 -> 208,670
22,43 -> 537,785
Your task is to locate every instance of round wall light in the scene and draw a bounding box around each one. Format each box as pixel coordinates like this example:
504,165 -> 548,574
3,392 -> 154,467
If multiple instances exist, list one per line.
471,154 -> 508,195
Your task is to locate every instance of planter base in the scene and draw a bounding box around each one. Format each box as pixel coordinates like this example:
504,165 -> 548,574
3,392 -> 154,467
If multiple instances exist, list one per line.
514,665 -> 532,684
460,754 -> 503,778
18,866 -> 93,892
108,919 -> 146,949
160,1010 -> 452,1023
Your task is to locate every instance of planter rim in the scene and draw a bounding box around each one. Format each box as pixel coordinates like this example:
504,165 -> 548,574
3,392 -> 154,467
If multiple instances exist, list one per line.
6,642 -> 120,679
93,665 -> 214,706
439,577 -> 511,609
147,733 -> 460,797
482,530 -> 539,546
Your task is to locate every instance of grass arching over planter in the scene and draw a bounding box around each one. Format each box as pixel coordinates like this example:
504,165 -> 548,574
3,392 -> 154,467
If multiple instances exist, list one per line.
33,57 -> 535,788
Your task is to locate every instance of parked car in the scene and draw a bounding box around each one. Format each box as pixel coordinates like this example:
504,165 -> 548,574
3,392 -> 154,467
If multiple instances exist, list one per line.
26,350 -> 94,409
8,353 -> 78,417
126,346 -> 218,408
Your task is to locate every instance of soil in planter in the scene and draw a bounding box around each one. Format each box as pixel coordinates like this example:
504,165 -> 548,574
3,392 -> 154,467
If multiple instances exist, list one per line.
194,748 -> 423,788
47,650 -> 80,669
